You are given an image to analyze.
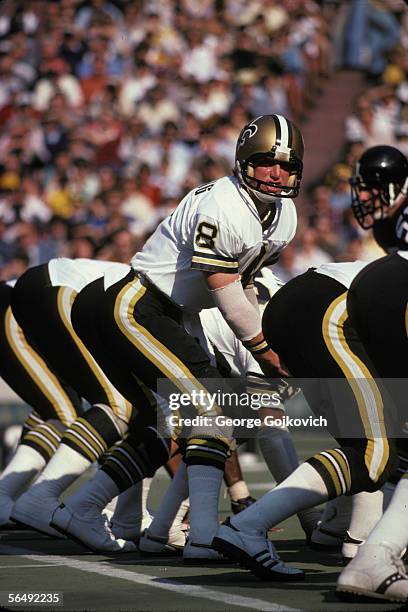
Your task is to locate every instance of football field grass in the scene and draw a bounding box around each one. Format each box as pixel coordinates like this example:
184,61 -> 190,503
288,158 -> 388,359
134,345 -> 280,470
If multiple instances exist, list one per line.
0,431 -> 404,612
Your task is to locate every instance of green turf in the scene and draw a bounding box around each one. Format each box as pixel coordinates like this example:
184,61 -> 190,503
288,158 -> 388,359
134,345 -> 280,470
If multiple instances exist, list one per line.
0,431 -> 403,612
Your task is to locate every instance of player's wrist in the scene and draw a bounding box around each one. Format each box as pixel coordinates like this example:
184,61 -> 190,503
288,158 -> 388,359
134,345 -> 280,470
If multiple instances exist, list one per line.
242,337 -> 271,355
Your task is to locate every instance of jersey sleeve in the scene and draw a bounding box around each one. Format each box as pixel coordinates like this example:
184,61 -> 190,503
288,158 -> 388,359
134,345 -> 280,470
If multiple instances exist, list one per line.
191,213 -> 242,274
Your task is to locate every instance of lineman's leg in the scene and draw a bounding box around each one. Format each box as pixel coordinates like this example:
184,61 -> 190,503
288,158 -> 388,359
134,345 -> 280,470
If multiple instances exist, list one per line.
0,283 -> 80,525
257,409 -> 322,541
98,271 -> 234,558
140,460 -> 190,556
51,426 -> 171,552
341,490 -> 384,561
10,266 -> 138,534
0,412 -> 65,526
337,472 -> 408,603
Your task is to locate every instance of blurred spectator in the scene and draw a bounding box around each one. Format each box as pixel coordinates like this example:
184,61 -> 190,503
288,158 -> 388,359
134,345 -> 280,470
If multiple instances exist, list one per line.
0,0 -> 397,282
343,0 -> 401,79
345,91 -> 398,148
32,57 -> 83,111
292,228 -> 331,276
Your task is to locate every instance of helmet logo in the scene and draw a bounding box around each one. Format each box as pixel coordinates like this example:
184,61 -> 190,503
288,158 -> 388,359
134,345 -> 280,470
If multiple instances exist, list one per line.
239,118 -> 260,146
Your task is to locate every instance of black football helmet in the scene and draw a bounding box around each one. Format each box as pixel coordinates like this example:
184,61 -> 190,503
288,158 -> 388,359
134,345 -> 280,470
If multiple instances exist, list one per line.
350,145 -> 408,229
235,114 -> 304,202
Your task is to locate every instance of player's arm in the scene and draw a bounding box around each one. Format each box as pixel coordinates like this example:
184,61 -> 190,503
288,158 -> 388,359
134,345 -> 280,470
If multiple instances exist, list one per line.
204,271 -> 288,377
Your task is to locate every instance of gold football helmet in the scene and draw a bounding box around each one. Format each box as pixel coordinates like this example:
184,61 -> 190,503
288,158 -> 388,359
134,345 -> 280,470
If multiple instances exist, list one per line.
235,114 -> 304,201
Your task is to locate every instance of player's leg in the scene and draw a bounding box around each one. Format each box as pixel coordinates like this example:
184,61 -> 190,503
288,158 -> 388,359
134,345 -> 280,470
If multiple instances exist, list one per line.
9,266 -> 137,535
97,271 -> 257,564
257,414 -> 322,542
337,473 -> 408,603
0,283 -> 80,525
51,426 -> 171,551
140,458 -> 190,556
223,448 -> 255,513
337,256 -> 408,601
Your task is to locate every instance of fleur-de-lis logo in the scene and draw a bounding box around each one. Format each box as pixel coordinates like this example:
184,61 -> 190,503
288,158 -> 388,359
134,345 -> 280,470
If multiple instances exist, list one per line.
239,118 -> 260,146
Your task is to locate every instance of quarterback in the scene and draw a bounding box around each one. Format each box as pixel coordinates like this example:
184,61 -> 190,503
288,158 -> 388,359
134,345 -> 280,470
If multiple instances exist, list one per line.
73,114 -> 305,572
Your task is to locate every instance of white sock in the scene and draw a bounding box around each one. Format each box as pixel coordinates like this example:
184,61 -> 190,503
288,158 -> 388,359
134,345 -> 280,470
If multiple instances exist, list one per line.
348,490 -> 383,540
29,444 -> 91,500
65,470 -> 120,516
364,478 -> 408,551
382,481 -> 395,510
0,445 -> 46,499
228,480 -> 250,502
173,498 -> 190,529
142,478 -> 152,518
112,479 -> 152,528
150,462 -> 189,538
232,462 -> 328,536
187,464 -> 223,545
112,482 -> 143,527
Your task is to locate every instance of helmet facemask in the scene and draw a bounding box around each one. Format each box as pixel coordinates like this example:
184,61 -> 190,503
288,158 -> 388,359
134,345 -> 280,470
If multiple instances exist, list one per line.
238,152 -> 303,202
350,175 -> 408,229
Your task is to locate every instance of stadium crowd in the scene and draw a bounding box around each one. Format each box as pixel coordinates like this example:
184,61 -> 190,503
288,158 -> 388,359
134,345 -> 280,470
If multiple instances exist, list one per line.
0,0 -> 407,283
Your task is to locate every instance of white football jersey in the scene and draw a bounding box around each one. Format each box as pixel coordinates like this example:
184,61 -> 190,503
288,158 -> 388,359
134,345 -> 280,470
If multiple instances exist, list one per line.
314,260 -> 368,288
132,175 -> 297,312
48,258 -> 122,293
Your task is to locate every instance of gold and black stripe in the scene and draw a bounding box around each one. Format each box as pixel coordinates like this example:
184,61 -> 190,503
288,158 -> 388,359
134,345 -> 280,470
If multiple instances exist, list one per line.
185,436 -> 230,469
307,447 -> 351,498
62,417 -> 109,463
243,339 -> 270,355
21,410 -> 45,437
22,422 -> 63,462
191,251 -> 239,274
101,428 -> 171,492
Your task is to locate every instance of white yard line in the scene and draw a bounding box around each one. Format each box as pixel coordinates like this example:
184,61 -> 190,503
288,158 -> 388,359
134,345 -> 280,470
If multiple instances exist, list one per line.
1,544 -> 301,612
0,563 -> 64,568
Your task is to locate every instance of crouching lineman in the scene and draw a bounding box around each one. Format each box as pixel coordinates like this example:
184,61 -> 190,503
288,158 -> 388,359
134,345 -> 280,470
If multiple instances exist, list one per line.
51,114 -> 305,573
212,258 -> 400,579
9,258 -> 162,550
0,279 -> 81,526
336,146 -> 408,602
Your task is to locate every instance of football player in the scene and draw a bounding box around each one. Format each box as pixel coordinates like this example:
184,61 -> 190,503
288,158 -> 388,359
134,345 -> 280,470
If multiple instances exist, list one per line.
0,279 -> 81,526
8,258 -> 160,551
212,259 -> 400,579
54,114 -> 305,573
337,145 -> 408,602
